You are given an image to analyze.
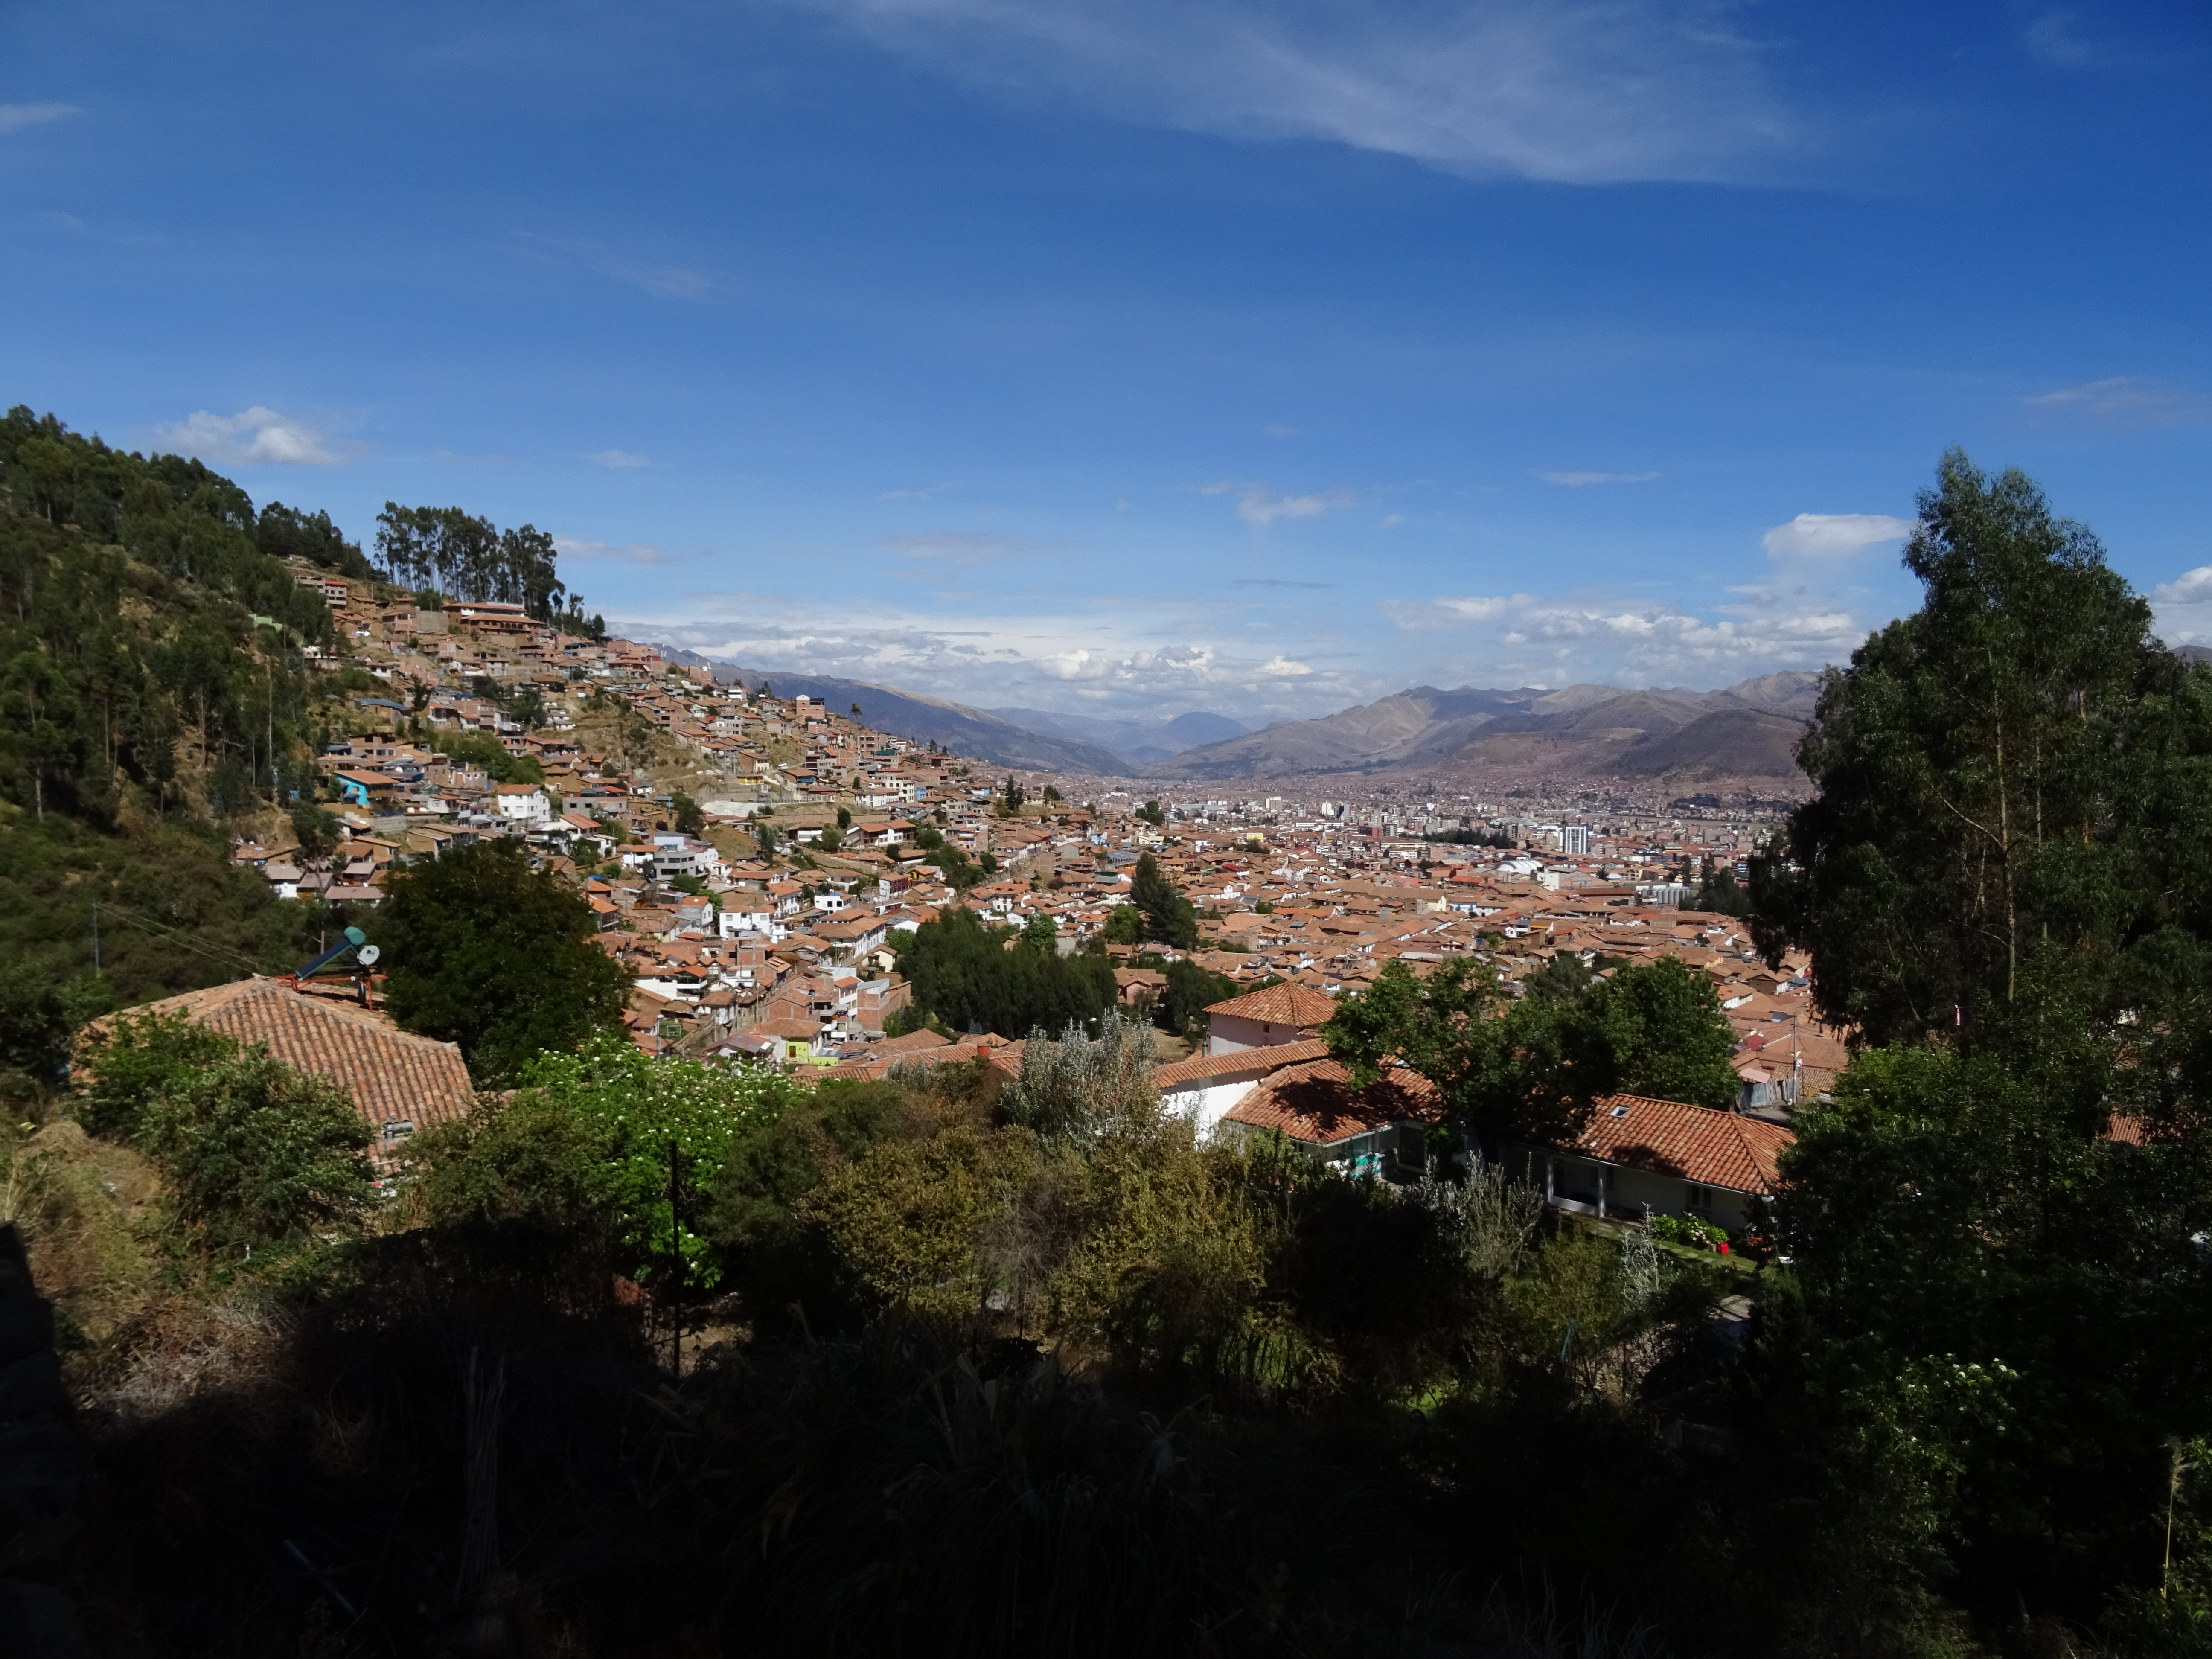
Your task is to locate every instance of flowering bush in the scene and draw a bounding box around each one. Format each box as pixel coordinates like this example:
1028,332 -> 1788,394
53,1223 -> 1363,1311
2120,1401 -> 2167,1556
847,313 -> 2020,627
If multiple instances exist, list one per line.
1649,1212 -> 1730,1252
509,1032 -> 797,1287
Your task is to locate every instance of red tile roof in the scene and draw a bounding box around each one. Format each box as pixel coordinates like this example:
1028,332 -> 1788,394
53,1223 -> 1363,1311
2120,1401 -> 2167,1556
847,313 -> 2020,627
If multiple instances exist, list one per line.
1153,1039 -> 1331,1090
1204,981 -> 1338,1027
1222,1057 -> 1439,1147
107,978 -> 476,1129
1566,1093 -> 1793,1196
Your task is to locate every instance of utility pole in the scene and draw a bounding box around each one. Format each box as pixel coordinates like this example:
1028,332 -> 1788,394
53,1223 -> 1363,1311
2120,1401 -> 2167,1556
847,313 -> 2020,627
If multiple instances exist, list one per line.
667,1137 -> 683,1378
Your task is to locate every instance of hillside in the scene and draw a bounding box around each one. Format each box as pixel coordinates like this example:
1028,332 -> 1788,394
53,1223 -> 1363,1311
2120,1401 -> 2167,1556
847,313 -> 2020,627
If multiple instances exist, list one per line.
0,406 -> 379,1087
1154,672 -> 1824,782
647,650 -> 1133,774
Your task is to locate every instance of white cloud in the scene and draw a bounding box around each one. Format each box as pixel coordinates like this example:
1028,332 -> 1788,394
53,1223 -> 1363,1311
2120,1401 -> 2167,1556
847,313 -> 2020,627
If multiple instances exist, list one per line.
2152,568 -> 2212,647
154,406 -> 341,465
2023,377 -> 2212,427
880,482 -> 954,501
610,591 -> 1370,724
2153,568 -> 2212,608
1382,593 -> 1537,628
590,448 -> 652,469
1204,480 -> 1355,526
0,103 -> 80,136
805,0 -> 1792,185
555,536 -> 668,565
1496,600 -> 1859,670
1541,469 -> 1660,487
1761,512 -> 1915,559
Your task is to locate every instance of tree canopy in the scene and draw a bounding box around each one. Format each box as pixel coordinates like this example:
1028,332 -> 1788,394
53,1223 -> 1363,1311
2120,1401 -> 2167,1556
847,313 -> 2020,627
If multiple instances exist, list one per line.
1131,851 -> 1199,949
1323,955 -> 1738,1150
373,840 -> 631,1084
1752,448 -> 2211,1045
372,503 -> 602,633
894,905 -> 1116,1038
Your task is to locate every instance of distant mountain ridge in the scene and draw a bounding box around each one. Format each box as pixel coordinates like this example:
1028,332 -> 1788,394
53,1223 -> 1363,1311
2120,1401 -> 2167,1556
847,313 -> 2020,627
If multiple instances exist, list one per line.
646,645 -> 1824,783
985,707 -> 1251,767
1153,671 -> 1826,783
647,650 -> 1135,774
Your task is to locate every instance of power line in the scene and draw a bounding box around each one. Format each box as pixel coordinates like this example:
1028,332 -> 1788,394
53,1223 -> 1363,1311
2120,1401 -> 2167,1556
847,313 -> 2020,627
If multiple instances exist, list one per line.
95,901 -> 268,975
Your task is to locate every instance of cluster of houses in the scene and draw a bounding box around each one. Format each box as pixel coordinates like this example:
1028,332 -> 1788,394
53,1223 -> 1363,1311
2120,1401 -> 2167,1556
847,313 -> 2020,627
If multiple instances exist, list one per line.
178,563 -> 1852,1234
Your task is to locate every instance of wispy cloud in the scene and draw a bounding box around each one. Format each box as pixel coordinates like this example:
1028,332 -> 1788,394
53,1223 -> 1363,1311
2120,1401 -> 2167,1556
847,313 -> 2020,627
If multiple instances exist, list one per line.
555,536 -> 669,565
1382,593 -> 1536,628
879,482 -> 955,501
2023,377 -> 2212,427
514,232 -> 722,300
1496,599 -> 1858,671
1204,480 -> 1355,526
606,592 -> 1371,722
590,448 -> 652,469
1541,469 -> 1660,487
804,0 -> 1793,185
0,103 -> 80,136
879,531 -> 1050,564
154,406 -> 343,465
2022,9 -> 2106,69
1235,577 -> 1333,590
1762,512 -> 1915,559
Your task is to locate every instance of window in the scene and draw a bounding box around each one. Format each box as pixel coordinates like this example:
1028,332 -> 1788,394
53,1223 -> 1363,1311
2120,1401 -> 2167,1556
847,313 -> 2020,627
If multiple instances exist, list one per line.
1685,1183 -> 1714,1213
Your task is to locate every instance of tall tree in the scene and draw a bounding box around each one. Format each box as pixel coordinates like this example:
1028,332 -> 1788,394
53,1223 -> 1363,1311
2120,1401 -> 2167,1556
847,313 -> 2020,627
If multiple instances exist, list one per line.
1131,852 -> 1198,949
1753,450 -> 2199,1045
373,840 -> 630,1084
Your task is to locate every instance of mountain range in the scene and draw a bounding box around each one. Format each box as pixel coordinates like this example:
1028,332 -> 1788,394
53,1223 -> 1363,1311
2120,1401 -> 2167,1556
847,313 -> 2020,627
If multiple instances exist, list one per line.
1151,672 -> 1825,782
649,650 -> 1171,774
649,646 -> 1823,783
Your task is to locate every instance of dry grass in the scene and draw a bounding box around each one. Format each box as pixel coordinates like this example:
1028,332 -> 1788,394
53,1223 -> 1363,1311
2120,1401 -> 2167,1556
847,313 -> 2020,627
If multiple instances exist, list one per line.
1,1118 -> 162,1352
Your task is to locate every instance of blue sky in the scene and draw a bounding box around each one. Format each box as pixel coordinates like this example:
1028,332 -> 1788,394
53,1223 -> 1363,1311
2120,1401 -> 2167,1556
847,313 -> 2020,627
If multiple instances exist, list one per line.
6,0 -> 2210,722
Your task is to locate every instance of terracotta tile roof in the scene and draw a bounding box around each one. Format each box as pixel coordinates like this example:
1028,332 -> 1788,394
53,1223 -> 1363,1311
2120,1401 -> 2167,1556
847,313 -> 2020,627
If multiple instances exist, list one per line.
1204,981 -> 1338,1027
1566,1093 -> 1794,1196
109,978 -> 476,1129
1153,1039 -> 1331,1090
1222,1057 -> 1440,1147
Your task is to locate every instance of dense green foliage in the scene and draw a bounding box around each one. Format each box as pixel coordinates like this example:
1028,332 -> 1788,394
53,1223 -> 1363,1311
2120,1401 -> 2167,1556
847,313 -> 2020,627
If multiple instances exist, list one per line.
372,840 -> 631,1084
79,1011 -> 373,1254
1752,448 -> 2209,1044
1131,850 -> 1199,948
894,904 -> 1117,1037
439,728 -> 545,785
373,502 -> 602,632
1689,855 -> 1753,917
1159,955 -> 1240,1037
0,408 -> 381,1092
1738,452 -> 2212,1647
422,1032 -> 797,1287
0,406 -> 335,826
1325,954 -> 1739,1151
